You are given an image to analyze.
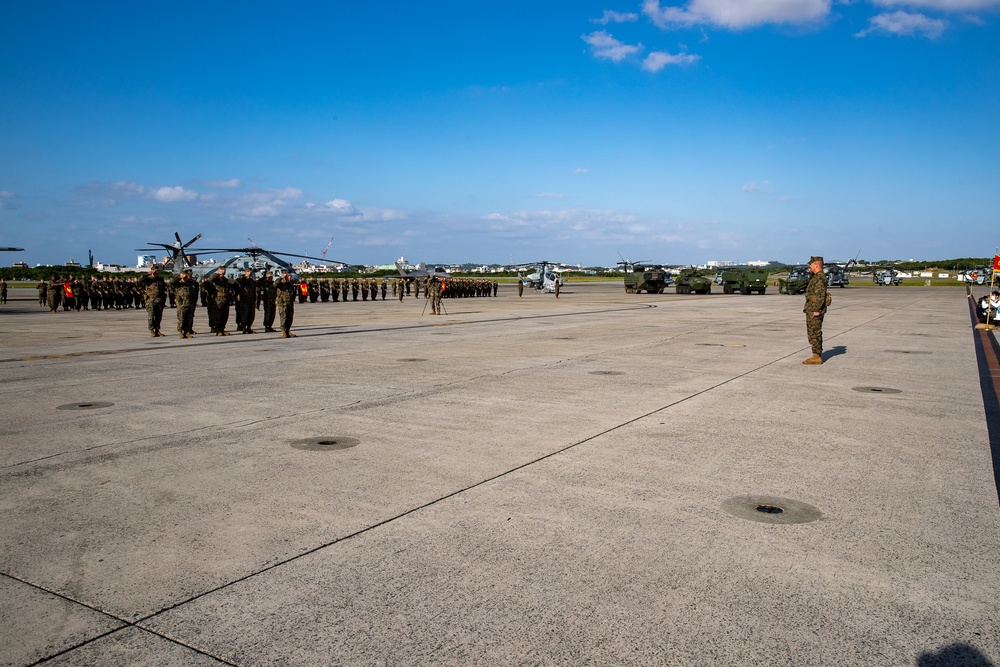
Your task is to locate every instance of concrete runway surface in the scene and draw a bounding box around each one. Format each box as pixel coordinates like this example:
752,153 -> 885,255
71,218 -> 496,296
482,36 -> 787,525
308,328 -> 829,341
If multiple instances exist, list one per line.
1,283 -> 998,666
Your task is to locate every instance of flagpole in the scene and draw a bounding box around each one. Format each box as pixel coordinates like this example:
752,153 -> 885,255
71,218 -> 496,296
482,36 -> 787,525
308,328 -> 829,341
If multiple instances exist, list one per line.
989,251 -> 999,329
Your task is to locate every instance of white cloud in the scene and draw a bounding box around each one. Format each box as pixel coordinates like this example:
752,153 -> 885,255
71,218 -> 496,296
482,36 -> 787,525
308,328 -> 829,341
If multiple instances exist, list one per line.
533,192 -> 566,198
205,178 -> 242,189
856,10 -> 946,36
151,186 -> 199,202
0,190 -> 14,209
643,0 -> 831,29
582,30 -> 643,62
484,208 -> 642,243
574,168 -> 590,174
872,0 -> 1000,9
742,180 -> 773,193
323,198 -> 356,214
592,9 -> 639,23
643,50 -> 700,71
112,181 -> 147,196
235,187 -> 304,217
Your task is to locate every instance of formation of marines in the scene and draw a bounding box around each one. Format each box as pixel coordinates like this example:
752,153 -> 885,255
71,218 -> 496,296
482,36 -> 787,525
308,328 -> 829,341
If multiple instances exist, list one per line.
29,270 -> 503,339
36,275 -> 152,312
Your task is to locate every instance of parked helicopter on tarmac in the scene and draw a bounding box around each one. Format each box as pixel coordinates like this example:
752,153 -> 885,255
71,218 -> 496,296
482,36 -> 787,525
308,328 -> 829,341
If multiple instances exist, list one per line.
392,258 -> 453,281
135,232 -> 345,279
516,261 -> 566,293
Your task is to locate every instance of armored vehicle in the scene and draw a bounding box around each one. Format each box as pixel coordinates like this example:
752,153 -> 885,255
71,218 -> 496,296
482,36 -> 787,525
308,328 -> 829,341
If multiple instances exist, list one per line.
720,267 -> 769,295
674,268 -> 712,294
826,264 -> 849,288
619,261 -> 671,294
778,266 -> 811,295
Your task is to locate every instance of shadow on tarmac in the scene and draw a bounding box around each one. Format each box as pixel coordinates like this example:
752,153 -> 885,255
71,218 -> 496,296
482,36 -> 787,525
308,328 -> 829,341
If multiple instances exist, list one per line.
916,642 -> 996,666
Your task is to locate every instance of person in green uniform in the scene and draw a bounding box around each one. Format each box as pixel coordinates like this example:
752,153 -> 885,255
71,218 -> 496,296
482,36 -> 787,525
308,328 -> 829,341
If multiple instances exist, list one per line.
803,255 -> 829,365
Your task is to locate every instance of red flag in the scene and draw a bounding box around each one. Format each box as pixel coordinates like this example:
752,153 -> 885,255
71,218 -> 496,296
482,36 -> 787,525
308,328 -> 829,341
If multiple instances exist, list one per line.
993,254 -> 1000,271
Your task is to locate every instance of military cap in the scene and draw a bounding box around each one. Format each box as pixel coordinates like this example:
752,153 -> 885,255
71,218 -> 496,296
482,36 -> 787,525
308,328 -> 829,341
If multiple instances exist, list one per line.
809,256 -> 824,264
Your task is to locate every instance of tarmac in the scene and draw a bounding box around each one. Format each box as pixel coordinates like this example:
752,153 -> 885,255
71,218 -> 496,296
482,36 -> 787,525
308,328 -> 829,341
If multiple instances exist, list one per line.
1,282 -> 998,666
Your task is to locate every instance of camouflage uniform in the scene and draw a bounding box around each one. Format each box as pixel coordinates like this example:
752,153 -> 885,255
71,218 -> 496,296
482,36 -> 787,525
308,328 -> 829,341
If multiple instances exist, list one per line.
172,271 -> 199,338
275,273 -> 298,337
47,276 -> 63,312
803,256 -> 828,363
204,269 -> 233,335
38,280 -> 48,306
258,273 -> 277,332
138,269 -> 167,336
428,277 -> 443,315
234,270 -> 258,333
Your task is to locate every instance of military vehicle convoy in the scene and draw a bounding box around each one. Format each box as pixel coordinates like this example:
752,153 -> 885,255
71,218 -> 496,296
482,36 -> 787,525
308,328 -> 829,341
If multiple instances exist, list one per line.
720,267 -> 769,295
619,261 -> 672,294
778,266 -> 811,295
674,268 -> 712,294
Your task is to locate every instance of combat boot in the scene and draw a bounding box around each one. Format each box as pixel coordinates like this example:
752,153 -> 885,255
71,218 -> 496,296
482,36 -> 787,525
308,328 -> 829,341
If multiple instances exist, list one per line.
802,354 -> 823,365
179,333 -> 186,339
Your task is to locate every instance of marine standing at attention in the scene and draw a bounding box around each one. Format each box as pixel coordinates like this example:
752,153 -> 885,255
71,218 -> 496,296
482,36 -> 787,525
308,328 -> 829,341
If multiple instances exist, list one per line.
204,266 -> 233,336
172,269 -> 199,338
275,271 -> 298,338
258,271 -> 277,332
138,266 -> 167,337
234,268 -> 258,334
803,255 -> 828,365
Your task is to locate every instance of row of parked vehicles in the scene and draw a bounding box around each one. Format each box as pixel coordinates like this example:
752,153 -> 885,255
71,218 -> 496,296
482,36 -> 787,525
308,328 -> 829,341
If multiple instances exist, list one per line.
621,263 -> 851,295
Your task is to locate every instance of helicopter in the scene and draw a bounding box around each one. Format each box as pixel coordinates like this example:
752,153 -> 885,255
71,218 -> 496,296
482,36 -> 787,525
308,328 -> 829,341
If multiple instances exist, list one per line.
516,261 -> 566,293
392,257 -> 453,281
134,232 -> 346,280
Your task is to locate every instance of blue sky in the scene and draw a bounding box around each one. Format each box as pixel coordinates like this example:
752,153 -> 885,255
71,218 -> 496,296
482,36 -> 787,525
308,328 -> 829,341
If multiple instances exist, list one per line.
2,0 -> 998,268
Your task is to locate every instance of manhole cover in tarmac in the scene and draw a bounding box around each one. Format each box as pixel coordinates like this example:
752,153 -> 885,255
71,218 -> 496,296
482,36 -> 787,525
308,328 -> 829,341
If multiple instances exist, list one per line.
853,386 -> 902,394
397,358 -> 427,362
721,495 -> 822,524
291,437 -> 359,452
588,371 -> 625,376
57,402 -> 115,411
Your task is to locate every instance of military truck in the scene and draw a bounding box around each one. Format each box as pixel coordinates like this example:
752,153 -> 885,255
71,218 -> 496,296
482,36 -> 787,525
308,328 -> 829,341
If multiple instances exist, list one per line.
674,268 -> 712,294
620,262 -> 671,294
720,267 -> 769,295
778,266 -> 811,295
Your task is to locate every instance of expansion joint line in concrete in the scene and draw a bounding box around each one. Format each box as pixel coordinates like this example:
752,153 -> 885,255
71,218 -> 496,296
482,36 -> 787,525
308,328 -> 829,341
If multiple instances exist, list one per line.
0,572 -> 239,667
0,415 -> 287,471
121,299 -> 913,634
